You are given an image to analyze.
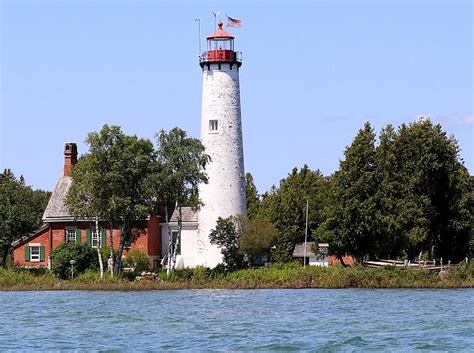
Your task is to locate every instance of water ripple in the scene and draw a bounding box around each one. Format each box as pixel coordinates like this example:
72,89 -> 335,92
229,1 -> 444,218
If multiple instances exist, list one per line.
0,289 -> 473,351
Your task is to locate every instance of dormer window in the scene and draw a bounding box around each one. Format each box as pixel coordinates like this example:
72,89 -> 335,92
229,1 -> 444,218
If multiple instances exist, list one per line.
209,120 -> 218,132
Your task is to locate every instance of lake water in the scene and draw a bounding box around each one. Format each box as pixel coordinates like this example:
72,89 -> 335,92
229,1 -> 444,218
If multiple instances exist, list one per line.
1,289 -> 473,351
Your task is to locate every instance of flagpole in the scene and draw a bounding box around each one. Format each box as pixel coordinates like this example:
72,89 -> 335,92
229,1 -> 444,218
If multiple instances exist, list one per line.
213,11 -> 219,29
303,199 -> 309,268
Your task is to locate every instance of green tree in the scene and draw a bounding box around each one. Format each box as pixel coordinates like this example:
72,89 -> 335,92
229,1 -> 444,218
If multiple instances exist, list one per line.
375,124 -> 406,258
65,154 -> 106,276
392,119 -> 471,261
0,170 -> 50,267
146,128 -> 210,273
317,119 -> 472,263
259,165 -> 328,262
209,216 -> 244,271
316,122 -> 379,263
245,173 -> 260,220
67,125 -> 155,275
469,176 -> 474,257
240,218 -> 279,265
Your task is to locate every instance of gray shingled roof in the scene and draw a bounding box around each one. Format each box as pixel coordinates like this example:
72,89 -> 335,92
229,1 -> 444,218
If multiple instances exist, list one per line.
12,223 -> 49,248
293,242 -> 317,257
42,172 -> 198,223
43,173 -> 73,220
169,207 -> 198,222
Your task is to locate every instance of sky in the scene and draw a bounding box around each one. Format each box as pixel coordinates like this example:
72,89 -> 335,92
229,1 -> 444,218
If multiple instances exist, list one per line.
1,0 -> 472,194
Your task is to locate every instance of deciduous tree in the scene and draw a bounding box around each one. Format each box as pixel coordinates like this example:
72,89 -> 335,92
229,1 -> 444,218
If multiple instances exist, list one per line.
209,216 -> 244,271
67,125 -> 154,275
146,128 -> 210,273
240,218 -> 279,265
259,165 -> 328,262
0,170 -> 50,267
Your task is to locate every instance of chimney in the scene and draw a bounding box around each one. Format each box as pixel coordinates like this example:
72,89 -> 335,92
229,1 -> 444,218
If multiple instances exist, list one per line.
64,142 -> 78,177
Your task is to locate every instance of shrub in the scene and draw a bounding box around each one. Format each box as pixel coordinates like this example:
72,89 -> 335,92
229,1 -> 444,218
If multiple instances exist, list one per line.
191,266 -> 209,282
208,263 -> 227,279
124,249 -> 150,274
174,268 -> 194,280
50,243 -> 98,279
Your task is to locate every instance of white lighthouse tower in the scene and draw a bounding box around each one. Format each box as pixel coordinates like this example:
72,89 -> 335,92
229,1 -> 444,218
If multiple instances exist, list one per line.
195,21 -> 247,267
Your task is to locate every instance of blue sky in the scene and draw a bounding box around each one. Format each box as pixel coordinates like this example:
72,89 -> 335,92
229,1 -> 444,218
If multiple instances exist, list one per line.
1,0 -> 472,194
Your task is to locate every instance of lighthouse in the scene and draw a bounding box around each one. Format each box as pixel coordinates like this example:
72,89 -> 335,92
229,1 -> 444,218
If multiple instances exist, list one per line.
195,21 -> 247,267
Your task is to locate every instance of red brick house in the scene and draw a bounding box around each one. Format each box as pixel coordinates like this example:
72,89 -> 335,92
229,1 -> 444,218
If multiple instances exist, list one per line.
12,143 -> 162,268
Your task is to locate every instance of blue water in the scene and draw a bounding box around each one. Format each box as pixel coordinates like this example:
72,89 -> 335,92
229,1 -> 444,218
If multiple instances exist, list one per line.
0,289 -> 473,351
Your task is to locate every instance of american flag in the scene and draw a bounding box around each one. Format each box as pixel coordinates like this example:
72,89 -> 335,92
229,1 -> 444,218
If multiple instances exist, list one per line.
227,16 -> 242,28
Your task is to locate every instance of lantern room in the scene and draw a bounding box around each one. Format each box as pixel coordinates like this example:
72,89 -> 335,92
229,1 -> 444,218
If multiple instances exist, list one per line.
200,21 -> 242,67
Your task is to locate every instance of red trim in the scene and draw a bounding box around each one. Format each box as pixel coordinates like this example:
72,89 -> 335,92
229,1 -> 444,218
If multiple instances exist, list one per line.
207,21 -> 234,39
206,50 -> 236,62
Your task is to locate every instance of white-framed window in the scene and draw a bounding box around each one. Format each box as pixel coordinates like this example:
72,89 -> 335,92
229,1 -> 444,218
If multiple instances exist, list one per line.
65,228 -> 76,243
30,246 -> 40,262
91,229 -> 100,248
209,120 -> 218,132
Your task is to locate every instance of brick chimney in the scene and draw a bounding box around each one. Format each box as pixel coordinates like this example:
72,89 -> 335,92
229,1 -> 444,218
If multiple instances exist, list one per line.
64,142 -> 77,177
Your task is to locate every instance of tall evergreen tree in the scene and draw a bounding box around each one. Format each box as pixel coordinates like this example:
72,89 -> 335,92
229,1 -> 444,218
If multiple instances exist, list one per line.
376,124 -> 405,258
317,119 -> 472,263
245,172 -> 260,220
316,122 -> 379,263
393,119 -> 471,261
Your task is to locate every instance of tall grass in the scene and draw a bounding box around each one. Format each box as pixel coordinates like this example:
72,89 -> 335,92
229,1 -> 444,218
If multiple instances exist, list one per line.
0,267 -> 57,289
1,262 -> 472,291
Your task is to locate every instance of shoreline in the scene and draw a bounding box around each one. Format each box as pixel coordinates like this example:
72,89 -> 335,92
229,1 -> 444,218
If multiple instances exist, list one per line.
1,264 -> 472,291
2,283 -> 473,292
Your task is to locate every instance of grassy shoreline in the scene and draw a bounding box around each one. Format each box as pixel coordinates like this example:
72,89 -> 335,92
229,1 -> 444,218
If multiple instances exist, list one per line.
1,264 -> 473,291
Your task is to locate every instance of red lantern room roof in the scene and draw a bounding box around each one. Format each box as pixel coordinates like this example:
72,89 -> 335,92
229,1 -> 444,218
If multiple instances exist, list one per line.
207,21 -> 234,40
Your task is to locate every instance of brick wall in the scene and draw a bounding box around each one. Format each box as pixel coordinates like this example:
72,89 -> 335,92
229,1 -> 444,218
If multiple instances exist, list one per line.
13,226 -> 51,267
147,216 -> 161,256
13,217 -> 161,267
